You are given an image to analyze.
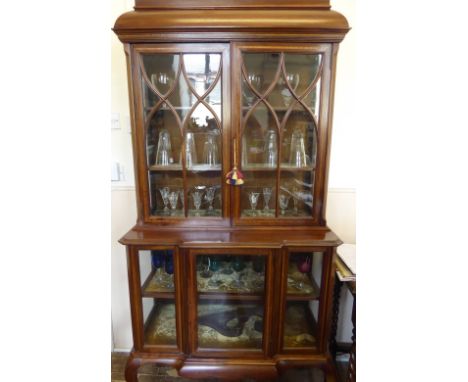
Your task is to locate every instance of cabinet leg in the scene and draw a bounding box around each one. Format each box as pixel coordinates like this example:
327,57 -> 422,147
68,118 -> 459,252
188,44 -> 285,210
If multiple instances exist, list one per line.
323,361 -> 338,382
124,354 -> 141,382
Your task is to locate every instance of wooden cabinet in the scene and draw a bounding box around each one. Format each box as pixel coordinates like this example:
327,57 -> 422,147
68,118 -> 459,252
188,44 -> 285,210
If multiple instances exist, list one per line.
113,0 -> 349,380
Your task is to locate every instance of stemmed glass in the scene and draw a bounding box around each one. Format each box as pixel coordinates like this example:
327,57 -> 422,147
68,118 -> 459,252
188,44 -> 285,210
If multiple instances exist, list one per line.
263,188 -> 272,213
164,251 -> 175,289
248,191 -> 260,216
151,250 -> 165,285
279,194 -> 290,216
168,191 -> 179,215
192,191 -> 203,215
159,187 -> 170,213
231,256 -> 246,289
205,187 -> 216,213
296,255 -> 312,290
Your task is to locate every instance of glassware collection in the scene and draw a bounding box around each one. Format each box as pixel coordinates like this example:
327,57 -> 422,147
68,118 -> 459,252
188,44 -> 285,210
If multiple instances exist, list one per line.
197,256 -> 265,293
190,186 -> 220,216
242,128 -> 312,169
150,250 -> 175,290
158,187 -> 182,216
155,130 -> 220,170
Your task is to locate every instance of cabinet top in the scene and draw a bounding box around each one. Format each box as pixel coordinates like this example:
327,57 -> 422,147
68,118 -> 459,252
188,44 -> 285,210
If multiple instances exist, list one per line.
134,0 -> 331,10
119,227 -> 342,247
113,8 -> 349,43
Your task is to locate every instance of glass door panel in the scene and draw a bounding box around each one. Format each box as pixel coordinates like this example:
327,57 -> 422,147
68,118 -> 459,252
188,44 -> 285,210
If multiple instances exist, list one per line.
138,250 -> 178,347
138,47 -> 225,219
283,251 -> 323,350
239,50 -> 322,220
195,253 -> 267,351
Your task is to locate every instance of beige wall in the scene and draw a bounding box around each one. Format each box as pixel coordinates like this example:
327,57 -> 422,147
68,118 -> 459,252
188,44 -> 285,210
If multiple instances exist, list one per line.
111,0 -> 356,350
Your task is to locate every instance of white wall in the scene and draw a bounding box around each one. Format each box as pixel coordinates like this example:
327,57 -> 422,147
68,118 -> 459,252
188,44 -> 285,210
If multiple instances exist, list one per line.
111,0 -> 356,350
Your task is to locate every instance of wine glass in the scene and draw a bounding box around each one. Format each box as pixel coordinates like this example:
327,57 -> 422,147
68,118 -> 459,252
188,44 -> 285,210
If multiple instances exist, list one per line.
159,187 -> 170,212
164,251 -> 175,289
205,187 -> 216,213
248,191 -> 260,216
279,194 -> 290,216
296,255 -> 312,290
192,191 -> 203,214
231,256 -> 246,289
168,191 -> 179,215
200,256 -> 213,279
151,250 -> 165,284
263,187 -> 272,213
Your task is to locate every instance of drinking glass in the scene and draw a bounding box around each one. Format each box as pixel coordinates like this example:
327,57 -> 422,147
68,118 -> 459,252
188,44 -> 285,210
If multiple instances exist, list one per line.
164,251 -> 175,289
203,134 -> 219,166
263,187 -> 272,212
205,187 -> 216,212
159,187 -> 170,212
151,250 -> 165,284
289,129 -> 310,168
279,194 -> 290,216
244,74 -> 262,105
185,132 -> 197,168
231,256 -> 246,288
192,191 -> 203,212
155,129 -> 173,166
200,257 -> 213,278
248,192 -> 260,216
297,255 -> 312,290
264,130 -> 278,167
168,191 -> 179,214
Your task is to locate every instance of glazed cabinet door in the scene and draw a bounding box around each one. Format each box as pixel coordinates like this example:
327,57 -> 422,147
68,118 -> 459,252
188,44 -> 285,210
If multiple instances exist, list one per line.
127,247 -> 185,352
232,43 -> 332,226
186,248 -> 275,357
277,248 -> 335,354
130,44 -> 230,226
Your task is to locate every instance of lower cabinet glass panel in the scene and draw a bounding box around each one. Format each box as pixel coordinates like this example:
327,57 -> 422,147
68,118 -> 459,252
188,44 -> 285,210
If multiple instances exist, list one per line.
196,254 -> 266,350
143,298 -> 177,346
138,250 -> 177,347
284,251 -> 323,349
284,301 -> 319,348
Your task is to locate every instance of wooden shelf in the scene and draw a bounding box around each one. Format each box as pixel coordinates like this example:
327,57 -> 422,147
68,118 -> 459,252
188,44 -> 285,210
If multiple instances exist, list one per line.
198,292 -> 264,301
149,164 -> 221,172
149,164 -> 182,171
241,164 -> 315,172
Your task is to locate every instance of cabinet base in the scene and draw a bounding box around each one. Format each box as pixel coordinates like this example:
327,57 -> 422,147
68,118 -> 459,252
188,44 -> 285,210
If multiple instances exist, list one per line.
124,351 -> 338,381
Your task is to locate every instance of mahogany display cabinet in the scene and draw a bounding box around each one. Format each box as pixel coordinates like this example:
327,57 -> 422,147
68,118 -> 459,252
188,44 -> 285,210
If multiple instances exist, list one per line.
113,1 -> 350,380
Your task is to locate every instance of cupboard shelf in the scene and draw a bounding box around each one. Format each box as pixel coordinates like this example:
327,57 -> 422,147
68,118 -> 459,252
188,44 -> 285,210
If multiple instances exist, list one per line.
198,292 -> 264,301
